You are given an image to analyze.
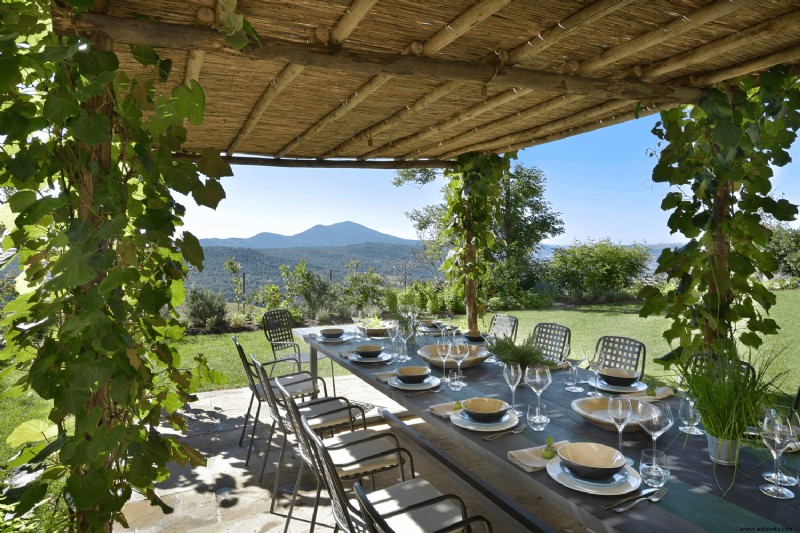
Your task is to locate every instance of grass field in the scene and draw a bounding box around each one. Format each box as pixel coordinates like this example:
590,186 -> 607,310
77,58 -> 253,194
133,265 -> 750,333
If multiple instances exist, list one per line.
2,290 -> 799,465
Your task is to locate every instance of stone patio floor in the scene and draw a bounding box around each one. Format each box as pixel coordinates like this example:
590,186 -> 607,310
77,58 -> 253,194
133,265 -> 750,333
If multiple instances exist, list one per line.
121,374 -> 585,532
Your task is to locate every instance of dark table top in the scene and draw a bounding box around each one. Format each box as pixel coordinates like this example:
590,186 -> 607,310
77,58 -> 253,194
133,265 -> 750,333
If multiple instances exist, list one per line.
304,333 -> 800,532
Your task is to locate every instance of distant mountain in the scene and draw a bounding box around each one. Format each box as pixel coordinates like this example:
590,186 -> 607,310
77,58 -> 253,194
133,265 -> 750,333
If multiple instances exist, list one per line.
199,221 -> 418,249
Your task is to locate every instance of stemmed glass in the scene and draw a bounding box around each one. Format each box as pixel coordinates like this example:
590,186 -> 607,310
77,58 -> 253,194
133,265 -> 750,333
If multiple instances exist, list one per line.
564,356 -> 585,393
449,337 -> 470,386
760,408 -> 800,499
636,402 -> 674,454
608,396 -> 634,465
503,362 -> 522,416
525,365 -> 551,412
678,396 -> 705,435
398,316 -> 416,363
350,308 -> 363,341
587,352 -> 605,397
386,320 -> 401,362
436,331 -> 451,381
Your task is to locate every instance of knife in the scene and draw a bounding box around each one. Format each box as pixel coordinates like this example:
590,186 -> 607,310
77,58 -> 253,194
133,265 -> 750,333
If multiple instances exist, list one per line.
601,488 -> 657,510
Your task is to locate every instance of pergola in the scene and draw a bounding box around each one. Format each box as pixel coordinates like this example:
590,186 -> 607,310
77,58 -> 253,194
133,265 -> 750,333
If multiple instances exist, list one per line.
56,0 -> 800,169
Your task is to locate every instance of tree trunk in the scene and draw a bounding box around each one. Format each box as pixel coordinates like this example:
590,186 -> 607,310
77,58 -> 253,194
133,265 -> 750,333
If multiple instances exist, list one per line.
464,233 -> 479,336
703,177 -> 731,350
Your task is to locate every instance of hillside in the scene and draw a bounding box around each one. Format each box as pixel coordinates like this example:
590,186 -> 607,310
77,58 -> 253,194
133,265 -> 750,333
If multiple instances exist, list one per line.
187,242 -> 436,298
199,221 -> 418,249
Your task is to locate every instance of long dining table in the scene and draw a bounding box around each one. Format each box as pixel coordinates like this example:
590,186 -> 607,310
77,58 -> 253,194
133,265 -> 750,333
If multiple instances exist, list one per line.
303,331 -> 800,532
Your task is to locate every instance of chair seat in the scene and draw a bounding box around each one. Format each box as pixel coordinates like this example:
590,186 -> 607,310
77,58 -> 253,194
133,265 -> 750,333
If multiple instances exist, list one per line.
270,373 -> 318,398
278,399 -> 353,431
323,430 -> 400,478
349,478 -> 463,532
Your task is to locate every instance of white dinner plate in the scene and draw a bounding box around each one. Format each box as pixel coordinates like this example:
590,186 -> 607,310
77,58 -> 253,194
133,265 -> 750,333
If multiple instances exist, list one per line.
585,377 -> 648,393
316,335 -> 352,344
546,457 -> 641,495
349,352 -> 393,364
450,410 -> 519,432
387,376 -> 441,391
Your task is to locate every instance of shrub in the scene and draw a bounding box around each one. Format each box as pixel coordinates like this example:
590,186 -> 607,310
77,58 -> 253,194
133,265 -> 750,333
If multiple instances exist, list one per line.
546,239 -> 650,303
186,287 -> 227,330
227,312 -> 250,329
280,260 -> 334,320
384,288 -> 399,314
341,260 -> 385,310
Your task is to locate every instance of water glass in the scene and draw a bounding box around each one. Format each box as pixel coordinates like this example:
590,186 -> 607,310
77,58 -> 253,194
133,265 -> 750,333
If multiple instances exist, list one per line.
678,396 -> 705,435
527,403 -> 549,431
448,369 -> 464,391
564,358 -> 584,393
640,449 -> 670,488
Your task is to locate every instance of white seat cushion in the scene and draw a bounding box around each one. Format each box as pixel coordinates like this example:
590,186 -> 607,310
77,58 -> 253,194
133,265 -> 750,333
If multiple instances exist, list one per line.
271,372 -> 318,397
298,399 -> 354,430
323,430 -> 400,477
349,478 -> 464,533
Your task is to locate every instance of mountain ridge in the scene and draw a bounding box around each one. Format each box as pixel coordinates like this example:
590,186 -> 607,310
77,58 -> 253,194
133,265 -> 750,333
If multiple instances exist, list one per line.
199,221 -> 418,249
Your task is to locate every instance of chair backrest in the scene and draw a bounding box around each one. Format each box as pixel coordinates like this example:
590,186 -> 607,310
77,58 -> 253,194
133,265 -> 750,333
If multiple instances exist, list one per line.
262,309 -> 295,347
302,415 -> 359,532
688,353 -> 756,384
595,336 -> 646,377
353,481 -> 391,533
250,355 -> 290,432
531,323 -> 571,361
232,336 -> 261,398
489,314 -> 519,342
276,381 -> 318,472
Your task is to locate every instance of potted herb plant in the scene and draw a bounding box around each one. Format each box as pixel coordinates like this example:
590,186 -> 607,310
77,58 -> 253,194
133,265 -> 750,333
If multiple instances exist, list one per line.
487,332 -> 551,373
679,352 -> 780,466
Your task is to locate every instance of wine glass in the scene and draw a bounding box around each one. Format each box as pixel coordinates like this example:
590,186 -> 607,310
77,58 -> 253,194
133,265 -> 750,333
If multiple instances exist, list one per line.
760,407 -> 800,499
449,338 -> 470,386
678,396 -> 705,435
436,331 -> 451,381
386,320 -> 400,362
587,352 -> 605,397
398,315 -> 416,363
564,356 -> 585,393
350,308 -> 363,341
636,402 -> 674,454
503,362 -> 522,416
608,396 -> 634,465
524,365 -> 551,411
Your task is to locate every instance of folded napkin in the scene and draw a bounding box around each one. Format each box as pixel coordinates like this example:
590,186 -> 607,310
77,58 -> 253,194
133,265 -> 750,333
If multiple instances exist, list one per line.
553,360 -> 569,370
625,386 -> 674,402
429,399 -> 474,418
339,350 -> 354,358
508,440 -> 569,472
374,372 -> 396,383
785,437 -> 800,453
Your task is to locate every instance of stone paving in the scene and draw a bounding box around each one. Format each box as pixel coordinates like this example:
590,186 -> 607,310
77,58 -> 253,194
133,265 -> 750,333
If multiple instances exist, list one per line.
122,375 -> 584,532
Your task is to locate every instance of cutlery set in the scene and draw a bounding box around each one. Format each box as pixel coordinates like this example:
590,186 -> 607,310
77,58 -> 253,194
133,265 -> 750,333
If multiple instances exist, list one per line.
481,424 -> 526,441
602,486 -> 668,512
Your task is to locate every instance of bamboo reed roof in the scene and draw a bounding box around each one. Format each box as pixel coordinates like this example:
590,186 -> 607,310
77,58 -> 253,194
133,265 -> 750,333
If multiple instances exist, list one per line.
57,0 -> 800,169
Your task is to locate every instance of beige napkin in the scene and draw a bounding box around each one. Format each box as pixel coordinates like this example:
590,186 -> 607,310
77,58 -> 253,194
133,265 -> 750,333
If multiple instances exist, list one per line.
625,386 -> 673,402
785,437 -> 800,453
374,372 -> 395,383
429,399 -> 475,418
554,360 -> 569,370
339,350 -> 354,358
508,440 -> 569,472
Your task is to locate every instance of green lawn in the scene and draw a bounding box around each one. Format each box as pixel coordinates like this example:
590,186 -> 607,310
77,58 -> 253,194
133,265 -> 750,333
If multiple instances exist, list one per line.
2,290 -> 799,465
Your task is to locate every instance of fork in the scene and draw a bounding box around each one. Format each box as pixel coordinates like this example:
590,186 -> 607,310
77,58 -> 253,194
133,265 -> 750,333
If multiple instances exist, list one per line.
613,487 -> 667,512
481,424 -> 525,441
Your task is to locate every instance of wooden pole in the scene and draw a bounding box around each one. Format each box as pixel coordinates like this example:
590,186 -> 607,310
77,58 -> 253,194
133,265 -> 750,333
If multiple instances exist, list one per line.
173,153 -> 458,169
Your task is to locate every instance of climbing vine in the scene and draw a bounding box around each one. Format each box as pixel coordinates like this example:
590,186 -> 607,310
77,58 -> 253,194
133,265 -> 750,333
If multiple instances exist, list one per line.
640,67 -> 800,360
0,1 -> 241,530
442,151 -> 515,333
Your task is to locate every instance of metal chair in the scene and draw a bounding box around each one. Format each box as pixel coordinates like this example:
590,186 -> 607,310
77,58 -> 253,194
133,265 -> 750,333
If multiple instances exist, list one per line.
687,352 -> 756,384
594,336 -> 646,378
488,313 -> 518,342
263,308 -> 337,394
250,356 -> 365,513
353,481 -> 493,533
277,382 -> 414,533
531,322 -> 571,362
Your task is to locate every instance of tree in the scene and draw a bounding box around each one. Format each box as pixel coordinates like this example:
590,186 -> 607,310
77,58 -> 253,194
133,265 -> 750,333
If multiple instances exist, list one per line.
396,161 -> 563,307
765,223 -> 800,277
223,257 -> 244,311
640,68 -> 800,359
0,1 -> 249,529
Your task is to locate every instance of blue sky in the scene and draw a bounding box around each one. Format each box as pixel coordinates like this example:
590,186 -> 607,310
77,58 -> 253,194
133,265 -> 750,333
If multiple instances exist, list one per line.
180,115 -> 800,245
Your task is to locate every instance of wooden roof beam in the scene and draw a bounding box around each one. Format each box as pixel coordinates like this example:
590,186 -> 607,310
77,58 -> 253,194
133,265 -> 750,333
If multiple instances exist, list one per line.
438,100 -> 638,158
226,0 -> 374,156
72,14 -> 706,101
634,9 -> 800,81
275,0 -> 510,158
330,0 -> 378,46
176,154 -> 457,169
578,0 -> 740,75
688,44 -> 800,87
335,0 -> 629,159
416,0 -> 741,160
